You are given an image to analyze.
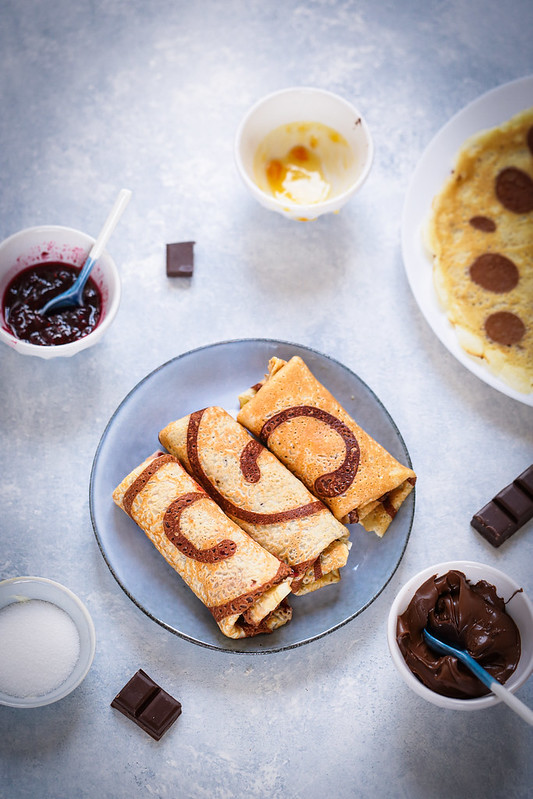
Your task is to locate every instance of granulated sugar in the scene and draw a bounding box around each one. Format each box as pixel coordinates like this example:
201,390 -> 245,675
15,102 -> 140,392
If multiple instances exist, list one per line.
0,599 -> 80,698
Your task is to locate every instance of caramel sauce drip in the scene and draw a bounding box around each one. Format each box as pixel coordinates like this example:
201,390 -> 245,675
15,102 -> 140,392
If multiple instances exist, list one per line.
265,145 -> 330,204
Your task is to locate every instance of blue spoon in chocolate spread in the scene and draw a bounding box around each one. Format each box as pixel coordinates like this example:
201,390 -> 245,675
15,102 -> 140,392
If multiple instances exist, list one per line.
423,628 -> 533,725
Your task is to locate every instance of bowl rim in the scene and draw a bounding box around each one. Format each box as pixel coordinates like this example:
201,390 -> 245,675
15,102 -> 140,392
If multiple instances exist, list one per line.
0,224 -> 121,358
0,575 -> 96,708
387,560 -> 533,711
234,85 -> 374,217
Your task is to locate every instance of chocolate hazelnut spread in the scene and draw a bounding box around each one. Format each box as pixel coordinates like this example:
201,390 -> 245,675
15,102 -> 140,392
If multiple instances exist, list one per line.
186,409 -> 326,525
123,454 -> 174,516
210,564 -> 291,623
239,439 -> 263,483
260,405 -> 360,497
163,492 -> 237,563
469,253 -> 519,293
484,310 -> 526,346
495,166 -> 533,214
396,570 -> 521,699
469,215 -> 496,232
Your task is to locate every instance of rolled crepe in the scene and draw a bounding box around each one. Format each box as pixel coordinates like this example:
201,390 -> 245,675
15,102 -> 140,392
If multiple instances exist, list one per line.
237,356 -> 416,536
159,407 -> 350,595
113,452 -> 293,638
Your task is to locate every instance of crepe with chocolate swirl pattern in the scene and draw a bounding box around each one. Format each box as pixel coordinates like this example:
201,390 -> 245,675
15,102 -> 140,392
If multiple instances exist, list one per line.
113,452 -> 293,638
237,356 -> 416,537
159,407 -> 350,595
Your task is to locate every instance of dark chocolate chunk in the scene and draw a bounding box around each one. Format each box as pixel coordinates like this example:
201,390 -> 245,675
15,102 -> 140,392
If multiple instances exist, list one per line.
516,467 -> 533,498
495,483 -> 533,525
471,501 -> 519,547
469,215 -> 496,232
471,465 -> 533,547
166,241 -> 195,277
111,669 -> 182,741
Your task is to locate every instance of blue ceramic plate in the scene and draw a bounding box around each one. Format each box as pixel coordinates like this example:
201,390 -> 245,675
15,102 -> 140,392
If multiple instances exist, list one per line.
89,339 -> 415,653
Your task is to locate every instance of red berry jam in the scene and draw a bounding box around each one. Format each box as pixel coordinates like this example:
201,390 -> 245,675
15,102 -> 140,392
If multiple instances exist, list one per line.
2,262 -> 102,346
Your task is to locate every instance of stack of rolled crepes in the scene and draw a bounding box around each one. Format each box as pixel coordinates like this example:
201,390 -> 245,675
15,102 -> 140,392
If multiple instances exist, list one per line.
113,354 -> 415,639
113,452 -> 293,639
237,356 -> 416,536
159,406 -> 350,595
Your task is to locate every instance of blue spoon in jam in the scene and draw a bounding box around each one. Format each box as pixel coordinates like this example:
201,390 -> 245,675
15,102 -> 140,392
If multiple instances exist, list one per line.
41,188 -> 131,315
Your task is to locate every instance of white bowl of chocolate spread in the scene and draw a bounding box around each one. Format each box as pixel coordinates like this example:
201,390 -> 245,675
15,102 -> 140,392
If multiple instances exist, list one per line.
235,86 -> 373,221
387,561 -> 533,711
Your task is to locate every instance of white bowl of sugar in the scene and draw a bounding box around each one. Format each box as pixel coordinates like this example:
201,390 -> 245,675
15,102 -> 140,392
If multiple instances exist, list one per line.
0,576 -> 96,708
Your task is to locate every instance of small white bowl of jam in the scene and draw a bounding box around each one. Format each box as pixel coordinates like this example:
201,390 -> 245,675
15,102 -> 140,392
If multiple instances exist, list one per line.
235,86 -> 373,221
0,225 -> 121,358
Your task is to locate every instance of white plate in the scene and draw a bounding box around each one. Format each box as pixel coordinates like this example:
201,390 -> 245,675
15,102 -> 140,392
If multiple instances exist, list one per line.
89,339 -> 415,654
401,75 -> 533,406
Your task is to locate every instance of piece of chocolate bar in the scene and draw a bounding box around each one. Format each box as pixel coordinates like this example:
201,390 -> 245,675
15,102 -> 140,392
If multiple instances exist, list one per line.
166,241 -> 195,277
111,669 -> 182,741
471,464 -> 533,547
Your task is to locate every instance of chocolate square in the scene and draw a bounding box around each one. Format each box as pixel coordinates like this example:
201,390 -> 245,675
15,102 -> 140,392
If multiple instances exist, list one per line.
136,691 -> 180,736
112,669 -> 159,715
111,669 -> 182,741
515,464 -> 533,498
471,464 -> 533,548
495,483 -> 533,525
166,241 -> 195,277
471,501 -> 517,547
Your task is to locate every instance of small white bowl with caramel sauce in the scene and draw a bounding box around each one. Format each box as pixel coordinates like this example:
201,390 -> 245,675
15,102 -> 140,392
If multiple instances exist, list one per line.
235,87 -> 373,221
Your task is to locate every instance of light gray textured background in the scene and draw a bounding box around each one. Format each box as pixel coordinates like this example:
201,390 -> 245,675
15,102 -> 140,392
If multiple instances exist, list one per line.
1,1 -> 532,797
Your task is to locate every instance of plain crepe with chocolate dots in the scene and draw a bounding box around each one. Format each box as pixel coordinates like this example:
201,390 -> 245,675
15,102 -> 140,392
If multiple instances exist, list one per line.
428,107 -> 533,393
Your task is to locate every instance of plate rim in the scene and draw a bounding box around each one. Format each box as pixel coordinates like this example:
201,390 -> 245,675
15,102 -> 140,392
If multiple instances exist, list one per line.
401,75 -> 533,406
89,337 -> 415,654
